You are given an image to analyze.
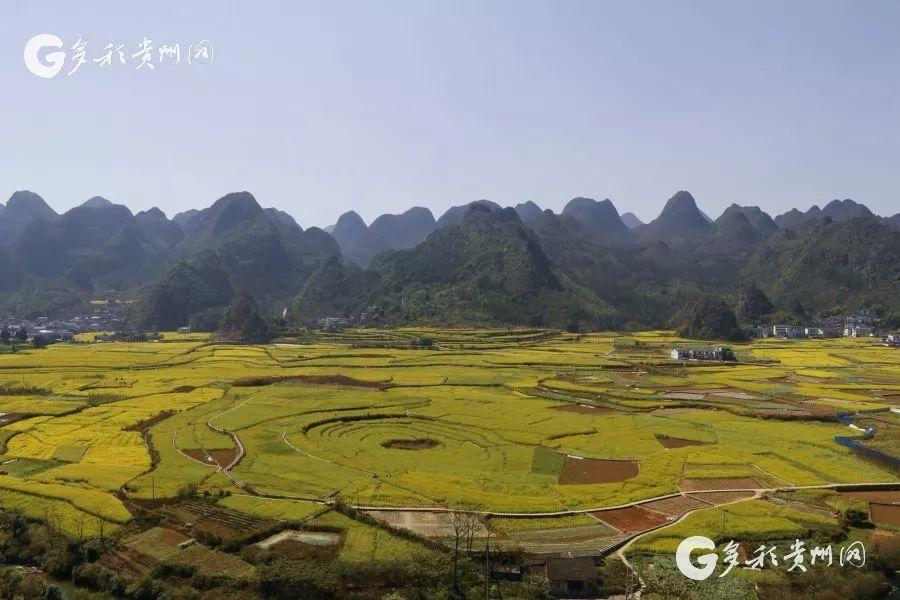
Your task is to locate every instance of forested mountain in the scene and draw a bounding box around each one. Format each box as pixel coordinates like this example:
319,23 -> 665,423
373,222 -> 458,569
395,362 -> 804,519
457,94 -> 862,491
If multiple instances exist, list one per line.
14,199 -> 160,287
620,212 -> 644,229
743,217 -> 900,316
0,191 -> 58,241
0,188 -> 896,330
636,191 -> 711,246
775,199 -> 884,229
141,192 -> 340,324
295,193 -> 899,329
888,213 -> 900,229
329,207 -> 437,266
513,201 -> 542,221
141,250 -> 233,330
172,209 -> 201,233
135,208 -> 185,251
435,199 -> 501,228
560,197 -> 632,240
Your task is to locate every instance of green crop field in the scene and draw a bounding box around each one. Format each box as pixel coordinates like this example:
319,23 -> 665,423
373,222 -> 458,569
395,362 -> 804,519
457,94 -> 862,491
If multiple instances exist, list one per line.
0,329 -> 895,553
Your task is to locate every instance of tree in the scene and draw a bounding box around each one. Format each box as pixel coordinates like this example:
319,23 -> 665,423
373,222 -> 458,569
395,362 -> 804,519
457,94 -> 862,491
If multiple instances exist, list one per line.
126,577 -> 165,600
220,289 -> 271,343
259,559 -> 340,598
736,285 -> 774,323
844,507 -> 870,526
519,574 -> 552,599
674,295 -> 748,342
15,328 -> 28,342
0,327 -> 10,344
32,335 -> 50,349
442,508 -> 482,594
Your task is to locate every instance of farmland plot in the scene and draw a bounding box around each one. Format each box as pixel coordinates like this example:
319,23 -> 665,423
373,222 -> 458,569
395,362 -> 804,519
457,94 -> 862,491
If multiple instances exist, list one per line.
0,330 -> 893,542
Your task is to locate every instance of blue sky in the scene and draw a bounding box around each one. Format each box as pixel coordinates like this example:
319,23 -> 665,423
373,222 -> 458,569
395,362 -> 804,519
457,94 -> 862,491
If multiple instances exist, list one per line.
2,1 -> 898,226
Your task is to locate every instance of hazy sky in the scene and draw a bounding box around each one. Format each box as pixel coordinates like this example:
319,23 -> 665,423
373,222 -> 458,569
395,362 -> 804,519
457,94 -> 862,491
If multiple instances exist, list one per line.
2,1 -> 899,226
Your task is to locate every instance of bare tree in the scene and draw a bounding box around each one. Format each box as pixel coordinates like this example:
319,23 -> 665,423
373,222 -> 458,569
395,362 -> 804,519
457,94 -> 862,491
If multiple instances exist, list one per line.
483,516 -> 492,600
444,510 -> 467,593
443,507 -> 484,593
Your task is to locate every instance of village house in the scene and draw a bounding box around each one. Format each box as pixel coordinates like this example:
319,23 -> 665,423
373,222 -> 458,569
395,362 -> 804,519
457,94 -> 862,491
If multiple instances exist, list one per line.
526,557 -> 601,598
772,324 -> 806,338
318,316 -> 349,332
671,346 -> 735,361
748,325 -> 770,339
36,328 -> 74,342
844,325 -> 874,337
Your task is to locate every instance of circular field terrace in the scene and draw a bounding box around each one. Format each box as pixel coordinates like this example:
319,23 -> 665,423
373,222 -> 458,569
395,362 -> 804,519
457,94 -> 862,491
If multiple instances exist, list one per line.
298,413 -> 510,472
265,409 -> 651,510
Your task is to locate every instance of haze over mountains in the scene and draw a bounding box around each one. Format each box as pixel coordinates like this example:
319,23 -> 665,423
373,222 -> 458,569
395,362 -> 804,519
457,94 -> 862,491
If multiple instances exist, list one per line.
0,188 -> 897,330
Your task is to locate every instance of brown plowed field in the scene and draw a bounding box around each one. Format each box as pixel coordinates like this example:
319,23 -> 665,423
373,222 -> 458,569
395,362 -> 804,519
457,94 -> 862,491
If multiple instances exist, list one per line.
843,491 -> 900,504
641,494 -> 710,517
182,448 -> 238,467
869,503 -> 900,526
559,457 -> 639,484
679,477 -> 764,492
592,506 -> 670,533
687,491 -> 755,505
365,510 -> 489,538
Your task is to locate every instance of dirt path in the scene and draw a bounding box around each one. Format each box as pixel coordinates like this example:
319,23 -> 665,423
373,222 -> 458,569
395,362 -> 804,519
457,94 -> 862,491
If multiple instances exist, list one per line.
172,427 -> 216,467
203,397 -> 252,487
277,430 -> 377,476
613,490 -> 764,598
347,481 -> 898,516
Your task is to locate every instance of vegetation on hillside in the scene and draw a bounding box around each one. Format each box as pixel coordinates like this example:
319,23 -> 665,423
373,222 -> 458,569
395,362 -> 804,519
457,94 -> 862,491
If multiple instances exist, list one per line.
674,295 -> 748,341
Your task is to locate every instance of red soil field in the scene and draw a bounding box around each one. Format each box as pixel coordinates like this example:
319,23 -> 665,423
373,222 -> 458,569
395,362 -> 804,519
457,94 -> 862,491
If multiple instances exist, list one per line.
592,506 -> 670,533
843,491 -> 900,504
182,448 -> 238,467
558,456 -> 639,484
869,503 -> 900,526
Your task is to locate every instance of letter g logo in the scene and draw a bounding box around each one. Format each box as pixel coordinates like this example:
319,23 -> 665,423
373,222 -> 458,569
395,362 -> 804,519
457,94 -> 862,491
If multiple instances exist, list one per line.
676,535 -> 718,581
24,34 -> 66,78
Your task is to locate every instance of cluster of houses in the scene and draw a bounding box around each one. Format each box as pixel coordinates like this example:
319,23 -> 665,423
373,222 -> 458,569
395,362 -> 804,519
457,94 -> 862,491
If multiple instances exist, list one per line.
0,315 -> 90,343
670,346 -> 736,361
317,306 -> 380,332
0,294 -> 130,343
747,310 -> 892,341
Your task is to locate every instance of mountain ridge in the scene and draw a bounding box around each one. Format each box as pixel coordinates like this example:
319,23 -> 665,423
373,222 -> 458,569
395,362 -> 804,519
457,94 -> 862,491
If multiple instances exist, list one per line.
0,188 -> 895,329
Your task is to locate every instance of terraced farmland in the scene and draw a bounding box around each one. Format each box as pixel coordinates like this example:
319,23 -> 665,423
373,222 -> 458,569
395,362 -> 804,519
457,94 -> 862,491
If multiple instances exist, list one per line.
0,328 -> 895,549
